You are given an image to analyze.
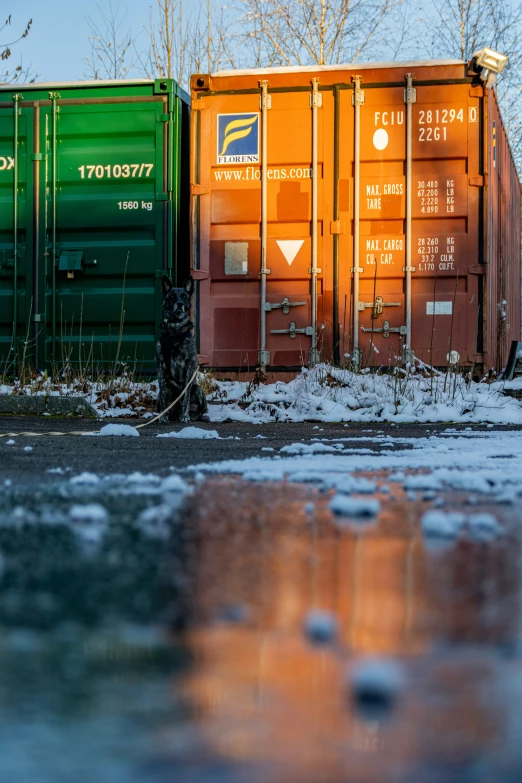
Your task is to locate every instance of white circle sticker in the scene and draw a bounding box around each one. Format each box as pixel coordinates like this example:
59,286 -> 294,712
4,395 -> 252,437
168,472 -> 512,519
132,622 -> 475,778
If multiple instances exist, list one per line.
373,128 -> 389,151
447,351 -> 460,365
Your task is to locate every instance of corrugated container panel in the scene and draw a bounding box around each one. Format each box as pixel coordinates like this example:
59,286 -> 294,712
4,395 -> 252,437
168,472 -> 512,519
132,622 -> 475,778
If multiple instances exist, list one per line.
191,58 -> 520,374
484,88 -> 521,371
0,78 -> 190,372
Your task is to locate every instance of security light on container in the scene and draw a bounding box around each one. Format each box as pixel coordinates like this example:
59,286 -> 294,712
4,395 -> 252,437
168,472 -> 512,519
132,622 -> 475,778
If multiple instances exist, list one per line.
473,47 -> 508,89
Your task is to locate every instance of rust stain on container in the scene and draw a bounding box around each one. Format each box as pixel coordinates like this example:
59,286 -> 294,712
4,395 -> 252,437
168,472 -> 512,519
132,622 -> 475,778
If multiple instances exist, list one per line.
190,60 -> 520,373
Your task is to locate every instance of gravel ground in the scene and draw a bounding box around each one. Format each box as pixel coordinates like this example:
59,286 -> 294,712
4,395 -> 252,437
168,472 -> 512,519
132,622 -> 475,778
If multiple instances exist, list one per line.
1,414 -> 522,479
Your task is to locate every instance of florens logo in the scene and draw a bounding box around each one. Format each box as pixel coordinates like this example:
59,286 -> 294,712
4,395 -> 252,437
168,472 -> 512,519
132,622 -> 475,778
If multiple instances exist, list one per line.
217,113 -> 259,164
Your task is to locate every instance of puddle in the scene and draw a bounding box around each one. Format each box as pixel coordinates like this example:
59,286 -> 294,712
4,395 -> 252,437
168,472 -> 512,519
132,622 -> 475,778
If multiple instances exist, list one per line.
0,475 -> 520,781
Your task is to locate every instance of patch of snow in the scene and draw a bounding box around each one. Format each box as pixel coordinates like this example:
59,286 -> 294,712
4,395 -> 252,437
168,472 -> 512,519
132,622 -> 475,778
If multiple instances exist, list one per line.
303,610 -> 338,644
23,446 -> 33,452
69,504 -> 109,523
467,512 -> 499,540
70,472 -> 100,485
93,424 -> 139,437
329,495 -> 380,520
421,510 -> 466,538
281,442 -> 343,455
6,440 -> 15,445
350,657 -> 406,712
403,474 -> 442,490
157,427 -> 221,439
161,474 -> 189,493
205,363 -> 522,425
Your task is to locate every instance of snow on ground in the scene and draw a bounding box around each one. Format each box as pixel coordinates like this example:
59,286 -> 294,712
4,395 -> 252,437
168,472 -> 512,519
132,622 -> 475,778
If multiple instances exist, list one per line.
187,430 -> 522,504
3,363 -> 522,424
87,424 -> 139,437
157,427 -> 221,440
207,364 -> 522,425
0,377 -> 157,419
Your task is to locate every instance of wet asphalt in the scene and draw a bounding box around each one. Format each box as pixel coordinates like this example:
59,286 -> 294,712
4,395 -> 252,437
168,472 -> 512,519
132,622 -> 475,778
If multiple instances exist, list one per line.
1,413 -> 522,781
1,414 -> 522,479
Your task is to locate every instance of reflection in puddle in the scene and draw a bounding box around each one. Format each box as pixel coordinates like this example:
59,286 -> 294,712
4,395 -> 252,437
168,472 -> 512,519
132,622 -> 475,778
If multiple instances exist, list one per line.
0,475 -> 520,782
184,479 -> 522,783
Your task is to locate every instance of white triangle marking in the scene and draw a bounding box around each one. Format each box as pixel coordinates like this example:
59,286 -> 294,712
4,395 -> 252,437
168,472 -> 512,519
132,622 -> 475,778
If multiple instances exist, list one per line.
276,239 -> 304,266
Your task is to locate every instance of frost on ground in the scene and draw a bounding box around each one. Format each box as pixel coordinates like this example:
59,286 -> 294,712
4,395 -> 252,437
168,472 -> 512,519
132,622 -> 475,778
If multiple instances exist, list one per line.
206,364 -> 522,425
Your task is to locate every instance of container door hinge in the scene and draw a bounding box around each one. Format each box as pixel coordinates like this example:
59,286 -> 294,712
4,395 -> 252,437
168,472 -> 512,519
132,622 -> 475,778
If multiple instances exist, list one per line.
191,269 -> 209,280
271,322 -> 314,339
358,298 -> 401,314
469,264 -> 487,274
330,220 -> 345,235
156,193 -> 170,201
260,92 -> 272,110
264,297 -> 306,314
193,100 -> 209,110
469,86 -> 484,97
190,183 -> 209,196
404,86 -> 417,104
361,322 -> 407,338
469,175 -> 484,186
258,349 -> 270,366
197,354 -> 210,364
31,152 -> 45,162
158,113 -> 172,123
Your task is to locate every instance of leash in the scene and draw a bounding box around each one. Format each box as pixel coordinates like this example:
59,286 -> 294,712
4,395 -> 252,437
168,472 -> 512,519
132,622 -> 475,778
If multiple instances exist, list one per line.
0,366 -> 200,439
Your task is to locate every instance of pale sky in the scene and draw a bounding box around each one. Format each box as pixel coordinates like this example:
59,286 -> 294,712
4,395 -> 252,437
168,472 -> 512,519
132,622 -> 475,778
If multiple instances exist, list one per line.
4,1 -> 151,82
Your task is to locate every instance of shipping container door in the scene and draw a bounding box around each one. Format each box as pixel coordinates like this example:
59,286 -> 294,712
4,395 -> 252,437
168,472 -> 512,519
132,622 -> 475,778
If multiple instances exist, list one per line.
39,98 -> 168,371
0,103 -> 32,370
338,81 -> 481,368
411,85 -> 480,367
340,85 -> 408,367
264,90 -> 321,368
197,90 -> 323,369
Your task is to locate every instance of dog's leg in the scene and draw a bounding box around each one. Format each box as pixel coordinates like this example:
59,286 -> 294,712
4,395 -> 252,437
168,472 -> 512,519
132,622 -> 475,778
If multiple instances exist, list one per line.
156,342 -> 172,424
189,384 -> 210,422
180,357 -> 197,424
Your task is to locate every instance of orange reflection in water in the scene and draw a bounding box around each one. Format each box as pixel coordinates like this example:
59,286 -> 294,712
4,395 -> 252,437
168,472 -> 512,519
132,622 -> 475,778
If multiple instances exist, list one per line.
179,479 -> 519,783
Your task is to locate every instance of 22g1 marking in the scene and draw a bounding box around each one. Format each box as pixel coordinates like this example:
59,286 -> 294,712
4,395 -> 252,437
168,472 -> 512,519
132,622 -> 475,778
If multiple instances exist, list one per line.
78,163 -> 154,179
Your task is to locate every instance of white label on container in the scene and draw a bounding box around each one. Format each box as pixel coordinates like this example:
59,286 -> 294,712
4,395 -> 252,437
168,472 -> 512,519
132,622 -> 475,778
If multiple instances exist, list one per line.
224,242 -> 248,275
426,301 -> 452,315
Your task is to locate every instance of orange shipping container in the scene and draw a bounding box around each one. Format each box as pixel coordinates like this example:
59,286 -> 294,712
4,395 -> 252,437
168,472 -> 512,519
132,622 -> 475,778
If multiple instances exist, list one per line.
190,57 -> 520,374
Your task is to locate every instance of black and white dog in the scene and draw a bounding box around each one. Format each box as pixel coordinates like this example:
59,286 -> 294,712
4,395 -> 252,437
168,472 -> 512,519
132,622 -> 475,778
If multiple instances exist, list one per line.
156,275 -> 209,424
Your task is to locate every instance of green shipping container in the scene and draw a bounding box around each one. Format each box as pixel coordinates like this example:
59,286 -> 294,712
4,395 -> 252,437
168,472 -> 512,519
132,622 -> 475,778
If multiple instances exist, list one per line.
0,78 -> 189,373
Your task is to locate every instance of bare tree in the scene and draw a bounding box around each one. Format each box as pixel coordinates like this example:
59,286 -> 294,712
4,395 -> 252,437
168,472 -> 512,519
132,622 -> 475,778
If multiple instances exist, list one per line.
136,0 -> 236,86
1,14 -> 33,83
413,0 -> 522,167
231,0 -> 405,68
84,2 -> 135,80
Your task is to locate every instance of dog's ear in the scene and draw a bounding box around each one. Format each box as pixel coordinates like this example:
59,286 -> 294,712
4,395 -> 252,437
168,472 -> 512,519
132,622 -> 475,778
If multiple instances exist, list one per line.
162,275 -> 173,298
183,276 -> 195,297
